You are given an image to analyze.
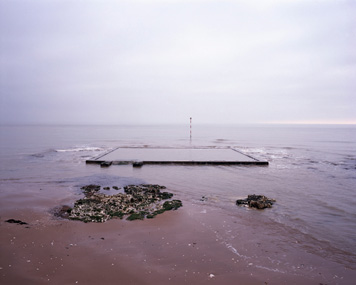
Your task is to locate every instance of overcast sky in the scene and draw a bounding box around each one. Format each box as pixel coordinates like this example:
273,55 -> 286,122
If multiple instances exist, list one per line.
0,0 -> 355,125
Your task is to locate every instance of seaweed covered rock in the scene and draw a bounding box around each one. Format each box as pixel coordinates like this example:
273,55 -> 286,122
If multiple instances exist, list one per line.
67,184 -> 182,223
81,184 -> 101,196
55,205 -> 72,219
163,200 -> 183,211
236,195 -> 276,209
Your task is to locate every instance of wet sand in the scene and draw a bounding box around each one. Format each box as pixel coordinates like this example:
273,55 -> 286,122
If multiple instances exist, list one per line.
1,197 -> 355,285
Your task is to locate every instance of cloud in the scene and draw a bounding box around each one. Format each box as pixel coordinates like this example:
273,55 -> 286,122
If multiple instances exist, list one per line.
0,0 -> 355,124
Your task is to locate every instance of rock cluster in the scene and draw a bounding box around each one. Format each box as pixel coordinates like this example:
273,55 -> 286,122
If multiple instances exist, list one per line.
5,219 -> 28,225
63,184 -> 182,223
236,195 -> 276,209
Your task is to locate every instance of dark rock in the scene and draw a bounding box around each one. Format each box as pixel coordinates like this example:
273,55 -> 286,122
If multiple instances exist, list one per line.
154,209 -> 166,215
67,184 -> 182,223
112,186 -> 119,190
236,195 -> 276,209
103,187 -> 110,190
81,184 -> 101,191
161,192 -> 174,200
162,200 -> 183,211
5,219 -> 28,225
200,196 -> 208,201
55,205 -> 72,218
81,184 -> 101,196
111,211 -> 124,219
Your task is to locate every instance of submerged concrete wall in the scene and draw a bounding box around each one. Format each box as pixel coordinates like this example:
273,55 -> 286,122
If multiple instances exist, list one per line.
86,147 -> 269,166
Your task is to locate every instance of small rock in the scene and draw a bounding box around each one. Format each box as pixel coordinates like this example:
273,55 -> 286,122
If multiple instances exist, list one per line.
162,200 -> 183,211
80,185 -> 100,196
5,219 -> 28,225
55,205 -> 72,218
161,192 -> 173,199
236,195 -> 276,209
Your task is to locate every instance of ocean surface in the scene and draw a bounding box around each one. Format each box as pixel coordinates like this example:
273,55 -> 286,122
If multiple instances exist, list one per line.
1,124 -> 355,273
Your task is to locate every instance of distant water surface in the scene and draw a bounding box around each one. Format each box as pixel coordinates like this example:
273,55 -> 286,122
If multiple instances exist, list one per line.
0,124 -> 355,270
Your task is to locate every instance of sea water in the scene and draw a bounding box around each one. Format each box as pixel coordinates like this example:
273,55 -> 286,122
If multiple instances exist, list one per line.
0,124 -> 355,271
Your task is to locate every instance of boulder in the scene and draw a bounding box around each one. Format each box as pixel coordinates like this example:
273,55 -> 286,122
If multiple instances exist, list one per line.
236,194 -> 276,209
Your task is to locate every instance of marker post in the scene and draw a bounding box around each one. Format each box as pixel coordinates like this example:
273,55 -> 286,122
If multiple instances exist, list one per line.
190,117 -> 192,139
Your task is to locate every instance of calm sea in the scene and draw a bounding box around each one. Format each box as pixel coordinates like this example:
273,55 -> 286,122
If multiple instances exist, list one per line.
1,124 -> 355,271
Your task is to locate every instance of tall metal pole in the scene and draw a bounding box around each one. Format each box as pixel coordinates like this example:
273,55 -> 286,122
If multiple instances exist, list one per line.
190,117 -> 192,139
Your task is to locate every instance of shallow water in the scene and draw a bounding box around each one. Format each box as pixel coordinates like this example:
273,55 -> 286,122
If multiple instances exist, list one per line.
0,124 -> 355,273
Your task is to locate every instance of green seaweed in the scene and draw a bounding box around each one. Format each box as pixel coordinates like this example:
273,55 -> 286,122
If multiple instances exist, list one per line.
111,211 -> 124,219
127,212 -> 145,221
163,200 -> 182,211
154,209 -> 166,215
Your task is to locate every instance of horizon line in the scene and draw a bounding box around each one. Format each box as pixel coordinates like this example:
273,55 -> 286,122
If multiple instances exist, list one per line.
1,121 -> 356,126
261,121 -> 356,125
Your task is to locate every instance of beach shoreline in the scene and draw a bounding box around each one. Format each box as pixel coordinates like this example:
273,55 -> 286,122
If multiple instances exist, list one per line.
1,196 -> 355,285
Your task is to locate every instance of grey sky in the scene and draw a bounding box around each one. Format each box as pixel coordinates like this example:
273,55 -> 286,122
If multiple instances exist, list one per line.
1,0 -> 355,125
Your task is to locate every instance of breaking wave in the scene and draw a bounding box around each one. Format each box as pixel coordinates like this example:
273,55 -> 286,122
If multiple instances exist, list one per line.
55,147 -> 104,153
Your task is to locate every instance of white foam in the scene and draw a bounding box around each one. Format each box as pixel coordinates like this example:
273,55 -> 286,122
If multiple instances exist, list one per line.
224,243 -> 246,258
255,265 -> 286,273
56,147 -> 104,153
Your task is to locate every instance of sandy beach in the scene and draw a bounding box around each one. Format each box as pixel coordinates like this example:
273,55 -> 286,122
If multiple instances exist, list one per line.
1,192 -> 355,285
